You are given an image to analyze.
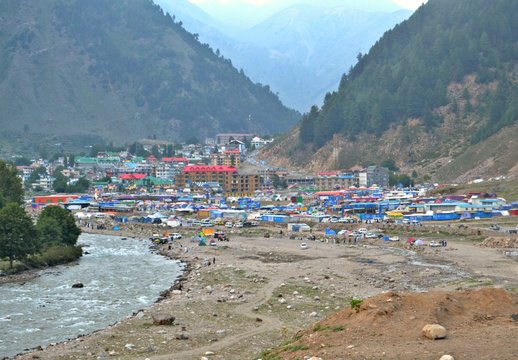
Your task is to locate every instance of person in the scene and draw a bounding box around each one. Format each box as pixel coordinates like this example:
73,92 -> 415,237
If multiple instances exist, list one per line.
213,257 -> 216,265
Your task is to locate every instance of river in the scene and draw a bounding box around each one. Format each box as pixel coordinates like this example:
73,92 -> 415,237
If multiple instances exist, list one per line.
0,233 -> 183,358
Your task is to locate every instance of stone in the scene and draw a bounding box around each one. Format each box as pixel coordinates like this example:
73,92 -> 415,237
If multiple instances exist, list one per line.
72,283 -> 84,288
422,324 -> 447,340
205,351 -> 215,355
308,357 -> 323,360
309,312 -> 318,317
175,333 -> 189,340
278,298 -> 287,304
256,317 -> 263,322
171,290 -> 182,295
152,313 -> 176,326
439,356 -> 455,360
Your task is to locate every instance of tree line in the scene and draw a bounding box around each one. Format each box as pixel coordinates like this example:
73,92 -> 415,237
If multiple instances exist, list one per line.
299,0 -> 518,149
0,160 -> 81,272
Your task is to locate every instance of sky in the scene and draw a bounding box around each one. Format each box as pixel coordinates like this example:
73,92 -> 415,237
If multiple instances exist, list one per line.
189,0 -> 428,10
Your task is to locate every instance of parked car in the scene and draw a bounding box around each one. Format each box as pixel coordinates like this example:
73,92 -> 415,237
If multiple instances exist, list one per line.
234,222 -> 244,228
201,219 -> 215,226
365,232 -> 377,238
225,222 -> 233,228
300,242 -> 309,250
169,233 -> 182,240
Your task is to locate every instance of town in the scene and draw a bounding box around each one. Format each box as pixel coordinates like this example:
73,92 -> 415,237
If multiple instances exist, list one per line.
10,132 -> 518,239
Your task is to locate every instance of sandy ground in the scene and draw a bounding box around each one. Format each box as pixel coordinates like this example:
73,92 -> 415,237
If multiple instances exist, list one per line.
10,224 -> 518,360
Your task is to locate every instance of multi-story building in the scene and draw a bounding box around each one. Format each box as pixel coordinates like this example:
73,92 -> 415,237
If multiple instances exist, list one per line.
358,166 -> 390,188
176,165 -> 259,196
315,173 -> 355,190
210,149 -> 240,167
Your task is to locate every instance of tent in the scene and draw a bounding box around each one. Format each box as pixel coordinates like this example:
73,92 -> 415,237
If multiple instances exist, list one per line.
414,239 -> 424,246
325,228 -> 337,236
407,237 -> 415,244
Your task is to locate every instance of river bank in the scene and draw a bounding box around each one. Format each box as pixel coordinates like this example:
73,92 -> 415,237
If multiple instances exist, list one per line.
11,221 -> 518,360
1,232 -> 183,359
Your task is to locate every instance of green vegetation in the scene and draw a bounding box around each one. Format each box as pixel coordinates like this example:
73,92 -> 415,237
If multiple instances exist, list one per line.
350,298 -> 363,310
299,0 -> 518,149
313,324 -> 344,332
0,160 -> 24,207
0,160 -> 82,273
53,166 -> 90,193
0,203 -> 39,269
0,0 -> 299,148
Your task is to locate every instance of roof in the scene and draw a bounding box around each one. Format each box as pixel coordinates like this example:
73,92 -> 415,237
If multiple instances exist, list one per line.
135,176 -> 173,186
183,165 -> 237,173
224,149 -> 240,154
317,171 -> 338,176
119,173 -> 147,180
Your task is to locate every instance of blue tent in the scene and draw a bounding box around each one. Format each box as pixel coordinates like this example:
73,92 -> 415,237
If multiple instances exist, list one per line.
325,228 -> 337,236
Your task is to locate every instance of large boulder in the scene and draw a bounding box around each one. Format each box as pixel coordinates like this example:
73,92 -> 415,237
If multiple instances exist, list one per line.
152,313 -> 176,326
422,324 -> 447,340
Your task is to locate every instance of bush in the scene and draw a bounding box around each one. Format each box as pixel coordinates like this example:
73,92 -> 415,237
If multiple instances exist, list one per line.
25,245 -> 82,267
350,298 -> 363,310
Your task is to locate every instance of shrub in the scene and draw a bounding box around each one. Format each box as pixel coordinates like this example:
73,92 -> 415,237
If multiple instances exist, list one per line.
350,298 -> 363,310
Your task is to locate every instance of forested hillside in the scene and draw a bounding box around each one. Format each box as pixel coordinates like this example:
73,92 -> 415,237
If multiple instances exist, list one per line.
261,0 -> 518,182
299,0 -> 518,148
0,0 -> 298,148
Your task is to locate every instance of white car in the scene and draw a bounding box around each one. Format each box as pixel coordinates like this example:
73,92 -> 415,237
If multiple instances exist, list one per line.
234,222 -> 244,228
170,233 -> 182,240
225,222 -> 233,228
365,232 -> 377,238
300,243 -> 309,250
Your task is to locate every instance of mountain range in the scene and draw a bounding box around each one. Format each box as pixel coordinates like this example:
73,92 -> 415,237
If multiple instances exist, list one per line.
260,0 -> 518,182
0,0 -> 298,152
155,0 -> 412,111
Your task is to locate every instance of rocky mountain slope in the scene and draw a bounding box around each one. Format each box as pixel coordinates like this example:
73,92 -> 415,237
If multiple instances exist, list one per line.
261,0 -> 518,182
0,0 -> 298,146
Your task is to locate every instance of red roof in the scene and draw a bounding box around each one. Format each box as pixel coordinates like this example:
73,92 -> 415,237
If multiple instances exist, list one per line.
224,149 -> 240,154
163,157 -> 189,163
119,173 -> 147,180
183,165 -> 237,173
